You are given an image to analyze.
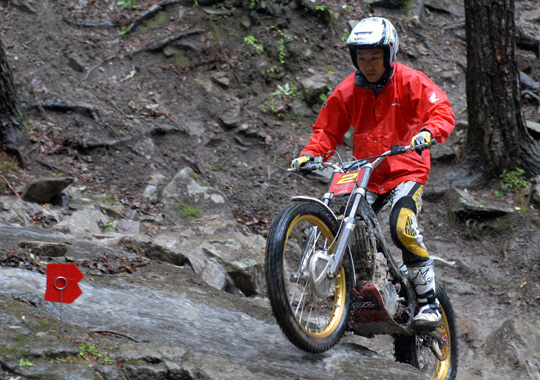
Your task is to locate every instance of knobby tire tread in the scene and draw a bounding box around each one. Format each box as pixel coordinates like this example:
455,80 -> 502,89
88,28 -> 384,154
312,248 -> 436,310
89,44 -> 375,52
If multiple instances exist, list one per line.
265,201 -> 352,353
394,286 -> 459,380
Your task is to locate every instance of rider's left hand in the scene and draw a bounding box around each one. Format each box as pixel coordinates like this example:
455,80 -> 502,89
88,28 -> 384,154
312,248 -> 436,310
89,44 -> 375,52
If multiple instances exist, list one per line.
410,131 -> 433,152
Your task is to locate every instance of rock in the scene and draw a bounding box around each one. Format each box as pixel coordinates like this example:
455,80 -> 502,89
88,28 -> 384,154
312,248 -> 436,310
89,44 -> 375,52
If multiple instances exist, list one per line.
177,215 -> 266,296
300,74 -> 333,107
54,208 -> 109,235
526,120 -> 540,139
121,232 -> 189,266
212,74 -> 231,88
218,98 -> 242,129
520,71 -> 540,92
424,0 -> 464,17
114,219 -> 141,234
161,167 -> 232,224
21,177 -> 74,204
532,176 -> 540,207
484,319 -> 540,379
348,19 -> 360,30
445,188 -> 519,230
0,196 -> 63,226
522,8 -> 540,24
112,343 -> 284,380
18,240 -> 68,257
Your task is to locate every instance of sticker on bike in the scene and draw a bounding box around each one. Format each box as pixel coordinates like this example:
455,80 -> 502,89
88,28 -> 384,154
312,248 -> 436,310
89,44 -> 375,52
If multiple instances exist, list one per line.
328,170 -> 364,196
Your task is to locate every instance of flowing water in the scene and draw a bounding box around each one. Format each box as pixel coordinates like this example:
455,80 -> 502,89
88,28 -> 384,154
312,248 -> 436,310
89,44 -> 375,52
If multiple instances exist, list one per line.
0,222 -> 425,379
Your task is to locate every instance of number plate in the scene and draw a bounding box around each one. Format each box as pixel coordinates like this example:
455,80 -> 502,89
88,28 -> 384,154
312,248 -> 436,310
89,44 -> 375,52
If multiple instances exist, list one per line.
328,170 -> 364,196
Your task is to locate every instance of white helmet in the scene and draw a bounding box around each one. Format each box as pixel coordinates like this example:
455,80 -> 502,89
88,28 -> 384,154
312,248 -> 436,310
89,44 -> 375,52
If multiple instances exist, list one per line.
346,17 -> 399,71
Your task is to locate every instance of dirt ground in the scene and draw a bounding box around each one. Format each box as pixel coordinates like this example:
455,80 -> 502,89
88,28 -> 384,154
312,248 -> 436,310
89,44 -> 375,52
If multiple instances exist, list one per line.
1,0 -> 540,377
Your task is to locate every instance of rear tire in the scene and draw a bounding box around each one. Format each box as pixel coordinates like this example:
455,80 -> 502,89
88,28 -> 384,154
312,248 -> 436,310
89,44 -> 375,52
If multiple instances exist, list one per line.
265,201 -> 353,353
394,286 -> 458,380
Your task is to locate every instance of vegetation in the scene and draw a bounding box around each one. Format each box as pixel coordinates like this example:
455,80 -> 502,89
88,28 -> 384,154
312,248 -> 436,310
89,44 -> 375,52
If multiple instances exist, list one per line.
117,0 -> 135,8
19,358 -> 33,367
273,83 -> 296,99
243,36 -> 264,53
177,200 -> 201,220
500,168 -> 529,192
0,159 -> 18,173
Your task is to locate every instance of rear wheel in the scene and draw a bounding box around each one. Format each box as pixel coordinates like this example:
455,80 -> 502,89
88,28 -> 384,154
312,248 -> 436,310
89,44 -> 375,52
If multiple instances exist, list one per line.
265,201 -> 353,353
394,286 -> 458,380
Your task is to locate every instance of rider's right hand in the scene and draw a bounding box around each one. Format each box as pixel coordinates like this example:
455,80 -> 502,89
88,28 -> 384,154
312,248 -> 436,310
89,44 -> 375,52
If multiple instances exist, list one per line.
290,156 -> 310,173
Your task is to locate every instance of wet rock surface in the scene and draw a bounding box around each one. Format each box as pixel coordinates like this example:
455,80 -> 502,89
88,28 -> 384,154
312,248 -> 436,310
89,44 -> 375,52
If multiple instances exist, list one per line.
1,0 -> 539,379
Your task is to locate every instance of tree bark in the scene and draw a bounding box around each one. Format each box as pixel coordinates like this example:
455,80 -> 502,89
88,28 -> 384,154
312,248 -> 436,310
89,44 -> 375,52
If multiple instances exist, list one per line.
464,0 -> 540,177
0,37 -> 26,165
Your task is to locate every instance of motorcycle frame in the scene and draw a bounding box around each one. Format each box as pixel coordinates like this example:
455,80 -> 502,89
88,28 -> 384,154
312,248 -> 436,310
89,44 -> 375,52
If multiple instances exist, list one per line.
290,146 -> 430,334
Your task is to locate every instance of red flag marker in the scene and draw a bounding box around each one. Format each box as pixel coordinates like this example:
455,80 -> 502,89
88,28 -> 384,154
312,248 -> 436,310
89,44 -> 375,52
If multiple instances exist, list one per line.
44,263 -> 84,304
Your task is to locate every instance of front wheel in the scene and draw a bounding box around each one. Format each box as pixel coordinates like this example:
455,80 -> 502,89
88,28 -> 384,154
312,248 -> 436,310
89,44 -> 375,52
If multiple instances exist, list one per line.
394,286 -> 459,380
265,201 -> 353,353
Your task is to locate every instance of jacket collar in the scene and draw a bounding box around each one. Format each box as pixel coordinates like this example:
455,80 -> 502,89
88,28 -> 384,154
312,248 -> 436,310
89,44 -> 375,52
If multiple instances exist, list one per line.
354,66 -> 395,96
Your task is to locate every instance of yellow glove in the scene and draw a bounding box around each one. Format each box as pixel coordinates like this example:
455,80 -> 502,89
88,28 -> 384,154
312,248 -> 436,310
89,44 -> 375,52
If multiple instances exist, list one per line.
290,156 -> 310,173
410,131 -> 432,152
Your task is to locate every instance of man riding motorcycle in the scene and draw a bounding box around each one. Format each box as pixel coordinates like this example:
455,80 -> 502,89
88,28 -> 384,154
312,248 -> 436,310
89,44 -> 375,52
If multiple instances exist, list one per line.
291,17 -> 455,330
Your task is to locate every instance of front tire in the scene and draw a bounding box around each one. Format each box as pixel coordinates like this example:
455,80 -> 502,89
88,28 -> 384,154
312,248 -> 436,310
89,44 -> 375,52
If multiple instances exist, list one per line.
394,286 -> 459,380
265,201 -> 353,353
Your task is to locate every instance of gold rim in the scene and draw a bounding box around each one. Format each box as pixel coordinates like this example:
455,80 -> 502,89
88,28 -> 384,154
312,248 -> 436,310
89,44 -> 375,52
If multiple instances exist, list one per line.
284,214 -> 347,338
433,308 -> 452,379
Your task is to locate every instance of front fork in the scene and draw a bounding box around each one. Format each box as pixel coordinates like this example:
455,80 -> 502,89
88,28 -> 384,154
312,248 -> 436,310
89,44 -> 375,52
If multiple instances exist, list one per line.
291,164 -> 373,282
327,165 -> 372,278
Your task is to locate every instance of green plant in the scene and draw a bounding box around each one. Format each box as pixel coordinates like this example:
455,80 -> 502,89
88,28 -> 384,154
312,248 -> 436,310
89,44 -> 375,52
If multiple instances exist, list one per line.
315,5 -> 328,11
177,200 -> 202,220
105,221 -> 115,232
500,168 -> 529,192
260,98 -> 277,114
268,26 -> 293,64
79,344 -> 112,363
243,36 -> 264,53
98,195 -> 116,203
266,66 -> 280,76
278,39 -> 286,64
392,0 -> 412,9
0,159 -> 19,172
117,0 -> 135,8
19,358 -> 33,367
273,83 -> 296,99
119,26 -> 132,36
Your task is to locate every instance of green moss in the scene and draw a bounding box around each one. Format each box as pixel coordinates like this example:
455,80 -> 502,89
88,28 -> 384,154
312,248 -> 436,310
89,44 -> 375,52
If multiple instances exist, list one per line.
0,159 -> 19,172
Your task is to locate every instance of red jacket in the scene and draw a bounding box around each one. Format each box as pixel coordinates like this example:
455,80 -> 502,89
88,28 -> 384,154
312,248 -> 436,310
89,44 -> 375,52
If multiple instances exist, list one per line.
301,62 -> 455,194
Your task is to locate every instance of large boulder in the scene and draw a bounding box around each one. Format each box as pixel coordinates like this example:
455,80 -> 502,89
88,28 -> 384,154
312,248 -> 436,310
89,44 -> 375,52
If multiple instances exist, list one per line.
484,319 -> 540,380
445,187 -> 519,230
161,167 -> 232,225
21,177 -> 74,204
178,216 -> 266,296
122,216 -> 266,296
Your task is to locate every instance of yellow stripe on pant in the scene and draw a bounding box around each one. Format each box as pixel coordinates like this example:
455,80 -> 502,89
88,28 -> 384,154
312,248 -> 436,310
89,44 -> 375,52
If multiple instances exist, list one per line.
396,206 -> 429,258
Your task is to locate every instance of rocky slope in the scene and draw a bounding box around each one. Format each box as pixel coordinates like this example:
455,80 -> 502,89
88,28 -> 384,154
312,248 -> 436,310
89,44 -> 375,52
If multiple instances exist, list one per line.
1,0 -> 540,379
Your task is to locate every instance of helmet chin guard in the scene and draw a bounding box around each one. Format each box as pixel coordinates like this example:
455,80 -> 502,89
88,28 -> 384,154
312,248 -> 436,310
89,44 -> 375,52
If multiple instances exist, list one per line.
346,17 -> 399,71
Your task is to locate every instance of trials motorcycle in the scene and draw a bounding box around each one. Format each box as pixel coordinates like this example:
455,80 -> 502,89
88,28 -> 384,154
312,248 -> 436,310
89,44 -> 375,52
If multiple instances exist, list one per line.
265,142 -> 458,380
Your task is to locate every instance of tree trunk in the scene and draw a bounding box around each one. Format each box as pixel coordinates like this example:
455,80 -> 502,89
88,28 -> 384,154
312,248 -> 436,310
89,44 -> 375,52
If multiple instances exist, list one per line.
464,0 -> 540,177
0,37 -> 26,165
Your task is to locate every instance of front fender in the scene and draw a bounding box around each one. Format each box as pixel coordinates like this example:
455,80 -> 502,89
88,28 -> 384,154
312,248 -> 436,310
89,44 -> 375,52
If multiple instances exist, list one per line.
291,196 -> 338,222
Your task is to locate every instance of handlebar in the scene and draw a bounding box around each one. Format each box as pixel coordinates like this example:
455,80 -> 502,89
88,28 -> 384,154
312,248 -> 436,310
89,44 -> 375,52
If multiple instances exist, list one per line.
289,139 -> 437,174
